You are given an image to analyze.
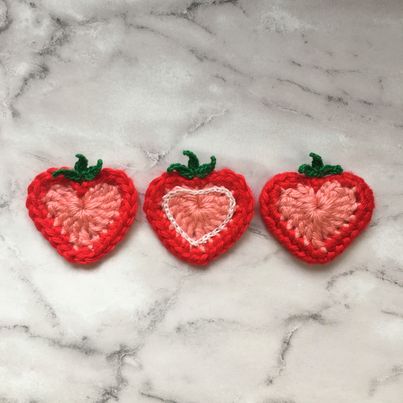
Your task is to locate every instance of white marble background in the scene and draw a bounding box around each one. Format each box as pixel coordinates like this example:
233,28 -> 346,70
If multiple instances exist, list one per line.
1,0 -> 403,402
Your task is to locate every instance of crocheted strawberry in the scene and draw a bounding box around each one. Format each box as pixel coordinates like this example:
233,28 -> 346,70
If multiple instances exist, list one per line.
144,150 -> 254,265
259,153 -> 374,264
26,154 -> 138,265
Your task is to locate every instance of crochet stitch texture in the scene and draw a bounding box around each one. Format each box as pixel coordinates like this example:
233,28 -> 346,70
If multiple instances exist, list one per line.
259,154 -> 374,264
144,151 -> 254,265
26,156 -> 138,264
162,186 -> 236,247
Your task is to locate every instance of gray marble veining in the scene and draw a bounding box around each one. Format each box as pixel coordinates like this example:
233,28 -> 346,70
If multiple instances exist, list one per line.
0,0 -> 403,402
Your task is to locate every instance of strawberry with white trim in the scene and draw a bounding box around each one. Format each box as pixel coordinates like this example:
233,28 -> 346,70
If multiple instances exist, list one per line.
144,150 -> 254,265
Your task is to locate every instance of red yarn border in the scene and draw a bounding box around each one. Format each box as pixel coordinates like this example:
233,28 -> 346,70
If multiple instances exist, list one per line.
26,168 -> 138,265
144,169 -> 254,266
259,172 -> 375,264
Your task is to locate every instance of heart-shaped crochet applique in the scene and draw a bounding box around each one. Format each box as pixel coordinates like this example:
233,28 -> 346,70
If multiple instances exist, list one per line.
144,152 -> 254,266
27,157 -> 138,265
162,186 -> 236,246
44,183 -> 122,250
278,181 -> 358,252
260,153 -> 374,264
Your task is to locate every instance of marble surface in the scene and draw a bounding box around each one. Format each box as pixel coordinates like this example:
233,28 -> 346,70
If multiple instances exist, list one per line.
1,0 -> 403,402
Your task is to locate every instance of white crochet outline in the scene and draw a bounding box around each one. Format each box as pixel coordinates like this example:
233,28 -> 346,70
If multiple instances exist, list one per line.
162,186 -> 236,247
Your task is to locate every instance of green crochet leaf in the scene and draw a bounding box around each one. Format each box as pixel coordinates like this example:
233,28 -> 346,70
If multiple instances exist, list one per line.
167,150 -> 216,179
53,154 -> 103,182
298,152 -> 343,178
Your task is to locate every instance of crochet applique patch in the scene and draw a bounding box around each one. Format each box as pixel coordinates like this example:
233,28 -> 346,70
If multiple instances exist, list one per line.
26,154 -> 138,265
144,150 -> 254,266
162,185 -> 236,247
43,182 -> 122,250
259,153 -> 374,264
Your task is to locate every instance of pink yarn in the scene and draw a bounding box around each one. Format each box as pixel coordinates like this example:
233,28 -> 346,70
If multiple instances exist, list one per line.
278,180 -> 358,251
43,183 -> 122,249
167,186 -> 231,241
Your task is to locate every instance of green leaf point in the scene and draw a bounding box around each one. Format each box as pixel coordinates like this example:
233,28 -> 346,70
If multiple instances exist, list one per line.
53,154 -> 103,182
167,150 -> 216,179
298,152 -> 343,178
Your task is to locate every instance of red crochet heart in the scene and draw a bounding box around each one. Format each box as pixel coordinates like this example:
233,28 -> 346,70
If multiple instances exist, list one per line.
144,151 -> 254,266
260,171 -> 374,264
27,168 -> 137,264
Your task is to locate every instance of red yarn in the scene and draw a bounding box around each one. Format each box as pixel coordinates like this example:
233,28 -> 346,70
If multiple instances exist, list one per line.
259,172 -> 374,264
144,169 -> 254,266
26,168 -> 138,265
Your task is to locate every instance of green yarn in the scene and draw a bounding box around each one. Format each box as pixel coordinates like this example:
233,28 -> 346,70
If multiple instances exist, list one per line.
298,152 -> 343,178
52,154 -> 103,182
167,150 -> 216,179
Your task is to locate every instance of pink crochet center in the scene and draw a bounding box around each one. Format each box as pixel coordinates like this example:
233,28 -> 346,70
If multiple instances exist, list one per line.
168,186 -> 231,241
278,180 -> 358,251
43,183 -> 122,249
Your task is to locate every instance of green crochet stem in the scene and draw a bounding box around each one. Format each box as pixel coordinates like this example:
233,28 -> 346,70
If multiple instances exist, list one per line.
52,154 -> 103,182
298,152 -> 343,178
167,150 -> 216,179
